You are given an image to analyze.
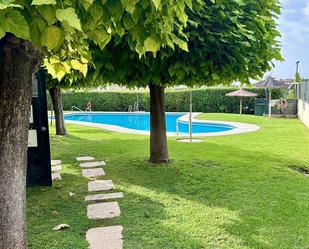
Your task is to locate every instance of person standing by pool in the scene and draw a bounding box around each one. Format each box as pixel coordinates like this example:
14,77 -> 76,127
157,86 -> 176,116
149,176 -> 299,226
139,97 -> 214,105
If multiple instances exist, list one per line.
86,101 -> 92,111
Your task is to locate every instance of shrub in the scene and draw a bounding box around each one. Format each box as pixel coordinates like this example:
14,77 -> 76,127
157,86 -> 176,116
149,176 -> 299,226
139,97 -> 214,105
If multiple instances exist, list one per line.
48,87 -> 283,114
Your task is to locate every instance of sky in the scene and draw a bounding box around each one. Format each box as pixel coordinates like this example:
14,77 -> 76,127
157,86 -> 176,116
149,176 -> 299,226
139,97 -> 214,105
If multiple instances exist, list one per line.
272,0 -> 309,79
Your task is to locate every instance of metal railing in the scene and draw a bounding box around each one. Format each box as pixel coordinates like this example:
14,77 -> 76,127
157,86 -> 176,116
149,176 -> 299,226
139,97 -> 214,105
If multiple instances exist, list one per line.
176,119 -> 193,136
71,106 -> 84,113
298,80 -> 309,103
128,102 -> 140,112
133,101 -> 139,112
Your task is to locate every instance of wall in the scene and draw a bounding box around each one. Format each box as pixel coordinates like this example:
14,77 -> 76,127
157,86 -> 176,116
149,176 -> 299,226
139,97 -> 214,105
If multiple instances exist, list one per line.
297,81 -> 309,128
298,99 -> 309,128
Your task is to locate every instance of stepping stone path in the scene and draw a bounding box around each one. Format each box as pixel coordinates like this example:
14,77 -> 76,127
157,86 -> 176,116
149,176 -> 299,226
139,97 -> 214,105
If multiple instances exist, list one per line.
82,168 -> 105,178
85,192 -> 124,202
52,172 -> 62,180
51,160 -> 61,166
76,156 -> 124,248
87,202 -> 121,219
80,161 -> 106,168
51,165 -> 62,172
88,180 -> 114,192
86,226 -> 123,249
51,160 -> 62,181
76,156 -> 95,161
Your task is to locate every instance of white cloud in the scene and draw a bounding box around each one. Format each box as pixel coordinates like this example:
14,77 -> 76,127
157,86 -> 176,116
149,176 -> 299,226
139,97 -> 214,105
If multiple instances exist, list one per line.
304,2 -> 309,17
272,1 -> 309,78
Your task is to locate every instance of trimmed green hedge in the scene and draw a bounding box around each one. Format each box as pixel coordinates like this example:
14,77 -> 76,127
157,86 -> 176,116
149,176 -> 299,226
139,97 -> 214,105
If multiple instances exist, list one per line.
48,88 -> 283,114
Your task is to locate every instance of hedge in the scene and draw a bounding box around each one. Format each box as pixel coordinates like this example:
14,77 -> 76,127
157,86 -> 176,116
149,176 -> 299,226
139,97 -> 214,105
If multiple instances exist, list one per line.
48,88 -> 283,114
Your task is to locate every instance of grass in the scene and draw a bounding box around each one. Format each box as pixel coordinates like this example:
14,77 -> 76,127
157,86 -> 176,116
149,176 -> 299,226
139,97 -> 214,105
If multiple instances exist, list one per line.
26,114 -> 309,249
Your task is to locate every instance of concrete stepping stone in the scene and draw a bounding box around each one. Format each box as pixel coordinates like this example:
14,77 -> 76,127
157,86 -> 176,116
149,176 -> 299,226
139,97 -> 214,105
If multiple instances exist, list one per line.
86,226 -> 123,249
52,172 -> 62,180
76,156 -> 95,161
88,180 -> 114,192
87,202 -> 121,219
51,165 -> 62,172
82,168 -> 105,178
80,161 -> 105,168
51,160 -> 61,166
85,192 -> 123,202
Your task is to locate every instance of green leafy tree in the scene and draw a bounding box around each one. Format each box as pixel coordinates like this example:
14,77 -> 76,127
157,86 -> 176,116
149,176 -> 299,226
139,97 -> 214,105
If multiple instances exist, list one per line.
0,0 -> 190,247
90,0 -> 283,163
48,83 -> 68,135
45,71 -> 86,136
295,72 -> 302,83
290,71 -> 302,99
46,69 -> 98,136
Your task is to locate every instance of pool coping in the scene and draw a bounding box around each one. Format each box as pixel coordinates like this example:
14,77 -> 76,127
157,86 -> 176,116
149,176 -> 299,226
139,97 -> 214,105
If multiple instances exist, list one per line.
63,112 -> 260,137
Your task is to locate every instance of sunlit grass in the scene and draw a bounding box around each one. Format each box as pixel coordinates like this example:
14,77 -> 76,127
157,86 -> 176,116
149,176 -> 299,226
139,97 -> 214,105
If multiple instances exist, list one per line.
27,114 -> 309,249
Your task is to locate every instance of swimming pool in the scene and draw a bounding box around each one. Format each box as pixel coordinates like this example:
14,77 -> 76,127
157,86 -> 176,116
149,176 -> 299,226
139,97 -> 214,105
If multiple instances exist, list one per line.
63,112 -> 260,136
64,112 -> 235,134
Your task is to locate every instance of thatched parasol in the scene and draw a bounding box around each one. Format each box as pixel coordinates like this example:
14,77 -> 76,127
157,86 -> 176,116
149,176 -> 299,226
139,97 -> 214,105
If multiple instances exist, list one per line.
253,77 -> 289,118
226,88 -> 258,115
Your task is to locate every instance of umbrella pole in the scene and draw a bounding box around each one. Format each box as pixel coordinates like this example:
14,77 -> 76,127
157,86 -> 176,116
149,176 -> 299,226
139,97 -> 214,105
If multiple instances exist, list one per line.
189,89 -> 193,142
240,97 -> 243,115
268,88 -> 272,119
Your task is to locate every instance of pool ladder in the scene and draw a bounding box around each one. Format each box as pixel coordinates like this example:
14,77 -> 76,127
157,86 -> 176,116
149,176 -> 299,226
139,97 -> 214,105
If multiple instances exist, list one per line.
128,102 -> 139,113
71,106 -> 84,113
133,101 -> 139,112
71,106 -> 92,115
128,103 -> 140,125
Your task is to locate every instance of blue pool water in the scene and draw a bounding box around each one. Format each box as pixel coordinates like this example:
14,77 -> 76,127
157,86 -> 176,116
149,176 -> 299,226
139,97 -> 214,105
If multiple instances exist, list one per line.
64,113 -> 235,134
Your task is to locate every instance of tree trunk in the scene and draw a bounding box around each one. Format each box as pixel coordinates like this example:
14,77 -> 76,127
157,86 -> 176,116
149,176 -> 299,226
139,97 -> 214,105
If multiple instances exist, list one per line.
148,83 -> 169,163
0,34 -> 40,248
49,87 -> 67,136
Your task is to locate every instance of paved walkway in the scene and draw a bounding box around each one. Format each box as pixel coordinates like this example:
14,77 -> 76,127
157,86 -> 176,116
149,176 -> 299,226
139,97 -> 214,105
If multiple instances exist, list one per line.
77,156 -> 123,249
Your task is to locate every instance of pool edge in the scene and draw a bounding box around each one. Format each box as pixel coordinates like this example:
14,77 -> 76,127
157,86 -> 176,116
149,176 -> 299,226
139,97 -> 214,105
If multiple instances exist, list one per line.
63,112 -> 260,137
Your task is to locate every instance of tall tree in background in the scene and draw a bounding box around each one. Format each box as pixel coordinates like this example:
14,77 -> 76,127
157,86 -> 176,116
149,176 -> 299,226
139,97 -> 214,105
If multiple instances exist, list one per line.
90,0 -> 283,163
0,0 -> 190,247
49,86 -> 67,135
46,70 -> 88,136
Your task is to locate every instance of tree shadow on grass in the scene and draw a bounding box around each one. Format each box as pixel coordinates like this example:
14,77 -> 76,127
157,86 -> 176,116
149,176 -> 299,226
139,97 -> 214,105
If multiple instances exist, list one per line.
104,141 -> 309,248
27,171 -> 212,249
27,172 -> 90,249
46,129 -> 309,249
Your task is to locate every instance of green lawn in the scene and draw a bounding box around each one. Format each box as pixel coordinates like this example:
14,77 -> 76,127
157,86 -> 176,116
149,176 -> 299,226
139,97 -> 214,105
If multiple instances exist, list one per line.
27,114 -> 309,249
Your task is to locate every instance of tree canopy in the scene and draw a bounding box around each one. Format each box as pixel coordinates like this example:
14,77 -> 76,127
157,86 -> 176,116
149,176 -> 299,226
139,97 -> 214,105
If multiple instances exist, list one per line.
1,0 -> 192,80
0,1 -> 195,246
90,0 -> 282,87
84,0 -> 283,164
